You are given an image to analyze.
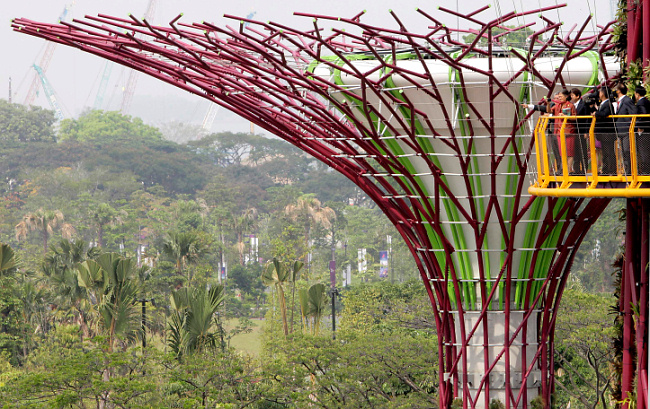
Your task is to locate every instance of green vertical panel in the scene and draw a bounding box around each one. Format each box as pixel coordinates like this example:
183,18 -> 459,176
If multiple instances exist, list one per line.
384,52 -> 476,308
447,52 -> 487,309
325,55 -> 456,303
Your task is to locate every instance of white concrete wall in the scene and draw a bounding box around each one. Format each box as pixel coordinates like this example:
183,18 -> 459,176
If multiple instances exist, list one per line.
450,310 -> 540,409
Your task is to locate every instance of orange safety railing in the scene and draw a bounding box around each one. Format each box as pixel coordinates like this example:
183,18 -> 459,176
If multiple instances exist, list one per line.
529,114 -> 650,197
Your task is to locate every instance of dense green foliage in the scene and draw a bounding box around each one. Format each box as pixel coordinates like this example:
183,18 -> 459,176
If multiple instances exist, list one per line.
58,110 -> 163,142
0,103 -> 627,408
0,100 -> 55,142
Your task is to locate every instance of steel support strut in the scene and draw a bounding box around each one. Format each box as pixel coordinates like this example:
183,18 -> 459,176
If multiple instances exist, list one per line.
619,199 -> 650,409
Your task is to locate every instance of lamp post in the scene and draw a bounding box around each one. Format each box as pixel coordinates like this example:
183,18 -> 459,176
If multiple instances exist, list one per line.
329,286 -> 339,340
137,297 -> 154,375
329,260 -> 337,339
137,298 -> 155,349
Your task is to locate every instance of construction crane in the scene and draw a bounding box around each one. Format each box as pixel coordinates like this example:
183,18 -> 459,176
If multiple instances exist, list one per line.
93,62 -> 113,110
32,64 -> 65,121
120,0 -> 157,113
23,2 -> 75,106
201,11 -> 257,134
201,104 -> 220,133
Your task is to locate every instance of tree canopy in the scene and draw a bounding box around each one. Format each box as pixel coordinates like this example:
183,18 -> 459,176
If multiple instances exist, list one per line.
463,25 -> 535,47
0,102 -> 626,408
0,100 -> 55,142
58,110 -> 163,142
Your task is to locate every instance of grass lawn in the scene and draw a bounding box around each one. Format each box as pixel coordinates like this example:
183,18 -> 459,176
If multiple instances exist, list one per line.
225,318 -> 264,356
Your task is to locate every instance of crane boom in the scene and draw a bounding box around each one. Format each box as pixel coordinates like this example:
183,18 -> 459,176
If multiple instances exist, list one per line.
201,103 -> 220,133
32,64 -> 65,121
120,0 -> 157,113
94,62 -> 113,110
23,2 -> 75,106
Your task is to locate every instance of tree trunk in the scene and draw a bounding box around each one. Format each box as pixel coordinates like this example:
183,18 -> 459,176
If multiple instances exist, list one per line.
237,231 -> 244,265
184,257 -> 192,283
98,224 -> 104,248
290,282 -> 296,334
176,258 -> 183,278
42,229 -> 49,254
278,285 -> 288,336
22,322 -> 28,359
305,224 -> 311,277
99,367 -> 111,409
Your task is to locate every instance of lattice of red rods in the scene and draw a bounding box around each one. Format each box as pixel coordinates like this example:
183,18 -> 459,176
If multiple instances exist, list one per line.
12,6 -> 618,408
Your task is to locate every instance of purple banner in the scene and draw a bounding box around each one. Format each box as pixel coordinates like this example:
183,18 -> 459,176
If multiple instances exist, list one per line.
379,250 -> 388,278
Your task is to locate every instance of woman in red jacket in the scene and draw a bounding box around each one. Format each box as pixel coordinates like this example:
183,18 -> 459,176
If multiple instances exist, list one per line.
550,89 -> 577,173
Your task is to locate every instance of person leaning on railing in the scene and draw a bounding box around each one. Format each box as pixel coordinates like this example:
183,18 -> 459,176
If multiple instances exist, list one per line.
522,98 -> 553,114
635,86 -> 650,174
592,87 -> 617,175
549,89 -> 577,173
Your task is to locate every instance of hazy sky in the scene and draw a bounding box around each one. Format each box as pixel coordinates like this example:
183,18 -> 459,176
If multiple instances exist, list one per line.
2,0 -> 616,130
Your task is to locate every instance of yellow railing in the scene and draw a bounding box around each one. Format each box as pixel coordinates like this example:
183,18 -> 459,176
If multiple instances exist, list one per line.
529,114 -> 650,197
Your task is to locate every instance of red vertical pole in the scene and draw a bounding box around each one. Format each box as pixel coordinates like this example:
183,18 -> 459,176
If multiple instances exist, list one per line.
628,1 -> 639,64
622,200 -> 637,409
641,0 -> 650,67
637,199 -> 649,409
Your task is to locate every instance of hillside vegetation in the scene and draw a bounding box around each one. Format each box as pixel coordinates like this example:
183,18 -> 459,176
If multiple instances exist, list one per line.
0,100 -> 624,408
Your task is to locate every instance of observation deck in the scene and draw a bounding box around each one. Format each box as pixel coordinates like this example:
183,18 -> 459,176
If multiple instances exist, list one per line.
529,114 -> 650,197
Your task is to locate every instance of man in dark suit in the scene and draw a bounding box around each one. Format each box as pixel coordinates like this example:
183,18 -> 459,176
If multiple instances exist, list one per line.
593,87 -> 617,175
571,87 -> 595,174
614,83 -> 638,173
635,86 -> 650,174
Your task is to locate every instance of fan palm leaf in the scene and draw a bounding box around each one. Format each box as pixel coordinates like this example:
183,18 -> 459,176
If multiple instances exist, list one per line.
262,258 -> 291,336
75,253 -> 141,350
167,285 -> 225,357
0,243 -> 17,274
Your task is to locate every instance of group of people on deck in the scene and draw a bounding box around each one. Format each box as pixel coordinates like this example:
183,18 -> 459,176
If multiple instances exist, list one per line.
523,84 -> 650,176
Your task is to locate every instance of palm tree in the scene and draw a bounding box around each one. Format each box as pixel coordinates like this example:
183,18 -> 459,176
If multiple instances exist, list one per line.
161,231 -> 209,282
262,258 -> 292,336
92,203 -> 127,248
75,253 -> 144,409
285,195 -> 336,273
15,209 -> 75,253
0,244 -> 47,357
43,239 -> 101,339
298,283 -> 327,335
75,253 -> 142,351
18,280 -> 48,356
167,285 -> 225,358
0,243 -> 17,275
0,243 -> 25,359
231,207 -> 258,265
287,260 -> 304,334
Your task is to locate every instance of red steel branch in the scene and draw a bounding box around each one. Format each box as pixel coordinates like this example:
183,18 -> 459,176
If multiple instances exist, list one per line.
13,6 -> 617,409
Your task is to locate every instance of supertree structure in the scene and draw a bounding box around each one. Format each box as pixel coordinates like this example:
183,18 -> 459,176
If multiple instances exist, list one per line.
12,5 -> 623,409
